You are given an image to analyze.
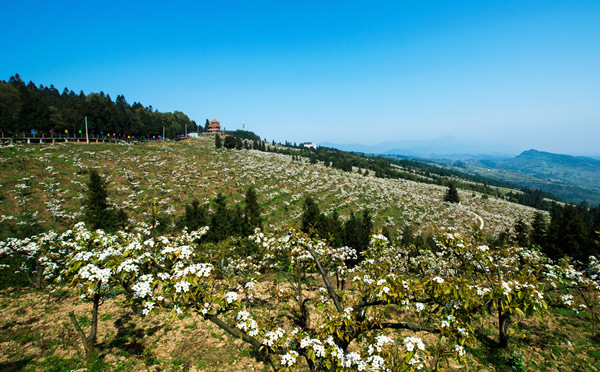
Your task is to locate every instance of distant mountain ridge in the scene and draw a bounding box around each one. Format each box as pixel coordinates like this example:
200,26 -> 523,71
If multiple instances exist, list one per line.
319,136 -> 520,159
494,149 -> 600,190
319,138 -> 600,205
436,149 -> 600,205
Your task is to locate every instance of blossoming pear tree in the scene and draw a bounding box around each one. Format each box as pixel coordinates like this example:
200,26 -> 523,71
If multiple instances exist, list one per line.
2,222 -> 598,370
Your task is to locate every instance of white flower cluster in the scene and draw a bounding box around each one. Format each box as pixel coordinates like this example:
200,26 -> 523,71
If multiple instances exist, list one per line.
471,284 -> 492,296
318,287 -> 329,303
341,352 -> 363,368
224,291 -> 238,304
561,294 -> 574,307
142,301 -> 155,316
342,307 -> 354,320
200,302 -> 210,315
378,285 -> 390,298
174,280 -> 191,293
236,310 -> 259,336
78,263 -> 112,283
117,258 -> 140,275
368,334 -> 394,355
414,302 -> 426,313
407,353 -> 424,369
353,274 -> 375,285
173,263 -> 213,279
403,336 -> 425,352
369,234 -> 388,244
263,328 -> 285,347
299,337 -> 326,358
281,350 -> 299,366
132,274 -> 154,299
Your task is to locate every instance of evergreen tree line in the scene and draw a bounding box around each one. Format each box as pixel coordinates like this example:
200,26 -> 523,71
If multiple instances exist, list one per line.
176,188 -> 263,243
80,168 -> 263,243
517,204 -> 600,263
214,133 -> 283,153
0,75 -> 197,139
300,196 -> 373,267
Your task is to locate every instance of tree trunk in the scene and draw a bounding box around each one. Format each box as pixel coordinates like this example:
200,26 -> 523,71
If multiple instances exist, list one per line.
35,260 -> 43,289
89,292 -> 100,345
498,311 -> 511,348
68,292 -> 101,363
69,311 -> 94,363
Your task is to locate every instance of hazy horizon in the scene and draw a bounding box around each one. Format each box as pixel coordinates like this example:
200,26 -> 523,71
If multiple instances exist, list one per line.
2,1 -> 599,155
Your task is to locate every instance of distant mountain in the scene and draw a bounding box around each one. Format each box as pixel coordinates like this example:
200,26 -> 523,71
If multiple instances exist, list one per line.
319,138 -> 600,205
435,149 -> 600,206
495,149 -> 600,190
319,136 -> 520,159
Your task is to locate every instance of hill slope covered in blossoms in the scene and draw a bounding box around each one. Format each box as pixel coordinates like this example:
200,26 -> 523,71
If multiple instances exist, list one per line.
0,137 -> 539,240
1,138 -> 599,372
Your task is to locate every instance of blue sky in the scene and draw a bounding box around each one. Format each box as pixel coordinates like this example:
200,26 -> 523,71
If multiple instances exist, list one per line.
2,1 -> 599,155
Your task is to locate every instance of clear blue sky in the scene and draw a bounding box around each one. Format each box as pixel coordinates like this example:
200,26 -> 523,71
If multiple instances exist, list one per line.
2,1 -> 599,155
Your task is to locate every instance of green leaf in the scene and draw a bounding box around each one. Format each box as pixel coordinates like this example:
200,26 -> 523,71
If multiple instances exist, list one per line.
514,307 -> 525,316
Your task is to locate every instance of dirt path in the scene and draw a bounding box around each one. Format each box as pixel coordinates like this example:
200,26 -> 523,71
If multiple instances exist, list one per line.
461,205 -> 484,230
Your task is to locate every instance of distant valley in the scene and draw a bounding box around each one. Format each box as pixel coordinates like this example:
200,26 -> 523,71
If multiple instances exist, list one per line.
321,138 -> 600,206
437,150 -> 600,206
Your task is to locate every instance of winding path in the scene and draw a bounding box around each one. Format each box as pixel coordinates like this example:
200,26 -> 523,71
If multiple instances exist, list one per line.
461,204 -> 485,230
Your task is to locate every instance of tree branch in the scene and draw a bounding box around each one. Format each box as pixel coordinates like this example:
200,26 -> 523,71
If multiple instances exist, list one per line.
208,314 -> 285,355
376,321 -> 440,333
303,244 -> 343,313
546,285 -> 589,292
576,287 -> 600,323
68,311 -> 93,360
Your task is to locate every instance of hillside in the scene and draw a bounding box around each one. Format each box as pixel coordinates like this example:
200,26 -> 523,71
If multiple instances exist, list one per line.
1,138 -> 600,372
0,138 -> 539,241
435,149 -> 600,206
496,150 -> 600,190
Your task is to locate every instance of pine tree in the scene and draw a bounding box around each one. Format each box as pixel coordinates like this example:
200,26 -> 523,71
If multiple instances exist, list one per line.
178,199 -> 208,231
343,212 -> 361,267
243,187 -> 262,236
360,209 -> 373,253
223,135 -> 237,149
329,210 -> 343,247
231,204 -> 245,236
83,170 -> 127,231
207,193 -> 231,242
513,218 -> 530,247
444,182 -> 460,203
83,170 -> 110,230
215,134 -> 222,149
546,204 -> 589,261
530,212 -> 548,247
301,196 -> 321,234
